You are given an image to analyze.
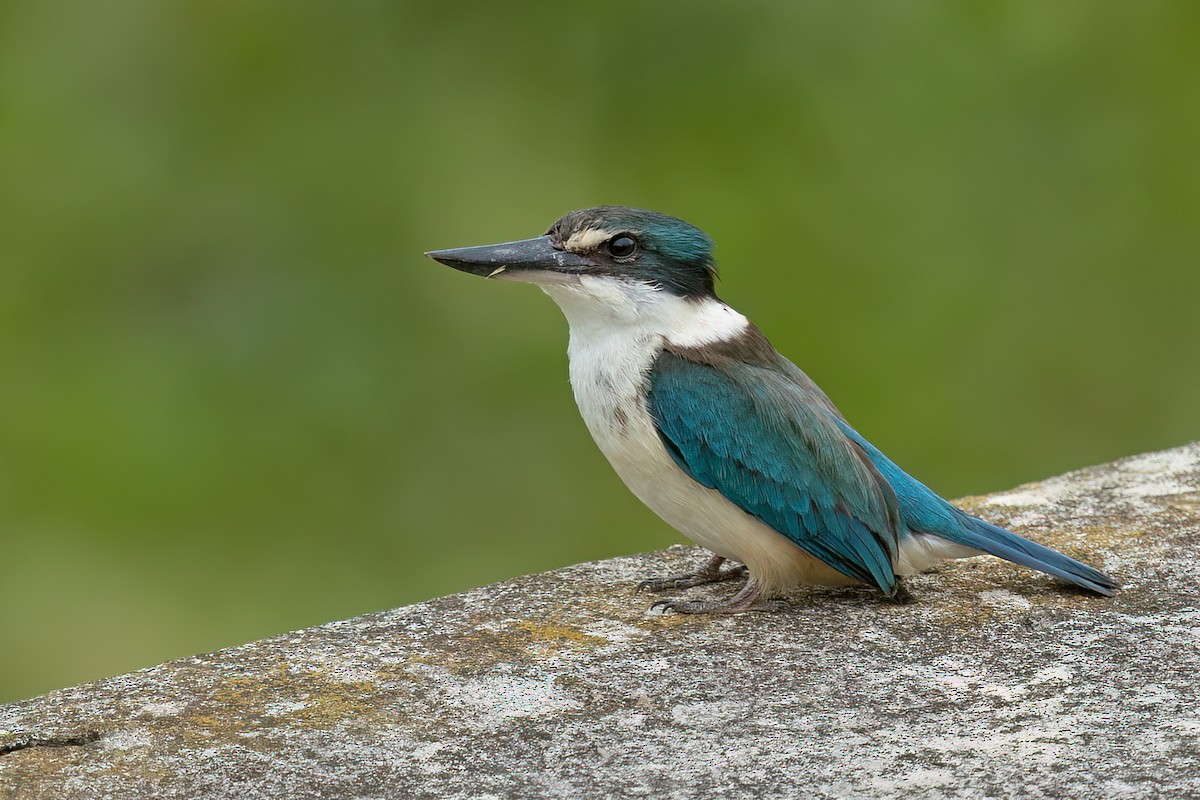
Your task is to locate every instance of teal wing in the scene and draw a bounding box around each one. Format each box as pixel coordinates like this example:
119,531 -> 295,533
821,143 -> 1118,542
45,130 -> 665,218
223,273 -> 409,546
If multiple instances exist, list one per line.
646,351 -> 904,593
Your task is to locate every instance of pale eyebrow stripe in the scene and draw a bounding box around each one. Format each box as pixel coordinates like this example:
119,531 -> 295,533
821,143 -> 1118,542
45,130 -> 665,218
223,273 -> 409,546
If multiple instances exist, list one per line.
564,227 -> 618,252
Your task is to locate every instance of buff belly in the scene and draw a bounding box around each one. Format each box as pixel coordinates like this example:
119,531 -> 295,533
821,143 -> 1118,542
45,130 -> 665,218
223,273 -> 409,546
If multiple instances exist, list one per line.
588,397 -> 861,593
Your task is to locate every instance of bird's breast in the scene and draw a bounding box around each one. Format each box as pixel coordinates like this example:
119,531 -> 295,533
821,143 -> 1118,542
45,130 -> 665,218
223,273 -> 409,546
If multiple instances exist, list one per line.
566,329 -> 658,444
562,328 -> 854,590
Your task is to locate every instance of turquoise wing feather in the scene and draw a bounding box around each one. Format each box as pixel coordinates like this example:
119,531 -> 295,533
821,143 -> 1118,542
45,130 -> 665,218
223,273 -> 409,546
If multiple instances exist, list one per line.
646,350 -> 904,593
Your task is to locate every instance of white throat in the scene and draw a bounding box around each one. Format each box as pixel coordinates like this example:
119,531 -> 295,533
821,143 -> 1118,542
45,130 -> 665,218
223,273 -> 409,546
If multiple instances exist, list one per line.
539,275 -> 748,349
535,274 -> 748,455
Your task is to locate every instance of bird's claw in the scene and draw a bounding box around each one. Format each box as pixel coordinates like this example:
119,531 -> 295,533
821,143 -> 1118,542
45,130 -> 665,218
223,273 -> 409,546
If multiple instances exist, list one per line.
637,576 -> 704,593
636,562 -> 748,593
650,598 -> 713,614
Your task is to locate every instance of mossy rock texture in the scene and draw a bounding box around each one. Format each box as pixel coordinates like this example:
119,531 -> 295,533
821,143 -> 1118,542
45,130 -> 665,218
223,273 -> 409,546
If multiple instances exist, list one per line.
2,444 -> 1199,799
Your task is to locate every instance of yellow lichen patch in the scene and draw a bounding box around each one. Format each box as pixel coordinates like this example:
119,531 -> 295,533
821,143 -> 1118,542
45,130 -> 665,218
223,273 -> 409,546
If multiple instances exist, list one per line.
284,677 -> 377,728
179,663 -> 382,743
513,621 -> 606,649
0,742 -> 98,788
449,630 -> 541,671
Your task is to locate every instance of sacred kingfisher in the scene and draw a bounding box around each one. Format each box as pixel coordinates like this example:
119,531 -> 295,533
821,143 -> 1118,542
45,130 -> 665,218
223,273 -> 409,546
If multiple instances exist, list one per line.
427,206 -> 1118,614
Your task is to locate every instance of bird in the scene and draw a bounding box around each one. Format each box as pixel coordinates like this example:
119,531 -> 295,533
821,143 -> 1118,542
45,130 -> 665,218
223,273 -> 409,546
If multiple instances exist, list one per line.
426,206 -> 1118,614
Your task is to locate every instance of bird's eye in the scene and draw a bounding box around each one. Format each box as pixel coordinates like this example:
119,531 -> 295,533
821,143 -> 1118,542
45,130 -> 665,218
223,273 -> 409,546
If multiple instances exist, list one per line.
606,235 -> 638,258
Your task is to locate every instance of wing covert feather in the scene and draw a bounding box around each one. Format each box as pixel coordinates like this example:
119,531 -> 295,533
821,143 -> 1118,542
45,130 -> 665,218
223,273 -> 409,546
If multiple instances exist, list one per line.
647,351 -> 903,593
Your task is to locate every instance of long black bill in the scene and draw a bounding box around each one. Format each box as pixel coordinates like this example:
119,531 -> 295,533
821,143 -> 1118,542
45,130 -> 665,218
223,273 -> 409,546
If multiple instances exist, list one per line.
425,235 -> 593,278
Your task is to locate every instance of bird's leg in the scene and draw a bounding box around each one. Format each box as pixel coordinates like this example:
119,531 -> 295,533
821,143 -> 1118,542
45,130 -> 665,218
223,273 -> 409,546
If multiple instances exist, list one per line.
636,554 -> 748,593
650,577 -> 791,615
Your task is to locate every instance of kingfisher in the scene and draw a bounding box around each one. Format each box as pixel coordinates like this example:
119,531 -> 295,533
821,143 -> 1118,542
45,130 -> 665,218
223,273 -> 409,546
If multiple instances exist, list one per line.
426,206 -> 1118,614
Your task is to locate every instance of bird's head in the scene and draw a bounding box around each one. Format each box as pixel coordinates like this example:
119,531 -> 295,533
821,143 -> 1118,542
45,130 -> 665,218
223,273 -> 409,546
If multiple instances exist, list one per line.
426,205 -> 718,299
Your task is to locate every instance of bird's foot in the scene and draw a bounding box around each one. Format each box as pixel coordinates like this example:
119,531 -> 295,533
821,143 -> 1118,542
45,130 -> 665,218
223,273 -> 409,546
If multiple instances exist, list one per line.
636,554 -> 748,593
889,578 -> 917,605
650,578 -> 790,615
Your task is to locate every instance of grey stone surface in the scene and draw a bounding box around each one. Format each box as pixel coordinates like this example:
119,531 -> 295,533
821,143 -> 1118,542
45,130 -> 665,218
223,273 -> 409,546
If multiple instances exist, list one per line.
3,444 -> 1199,800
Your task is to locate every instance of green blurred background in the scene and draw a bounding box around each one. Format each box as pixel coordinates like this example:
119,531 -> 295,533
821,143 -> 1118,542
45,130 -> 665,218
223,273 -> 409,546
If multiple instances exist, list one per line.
2,1 -> 1197,704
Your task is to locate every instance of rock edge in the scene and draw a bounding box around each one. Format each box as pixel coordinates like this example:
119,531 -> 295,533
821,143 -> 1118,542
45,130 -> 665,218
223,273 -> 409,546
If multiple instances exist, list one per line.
3,444 -> 1199,799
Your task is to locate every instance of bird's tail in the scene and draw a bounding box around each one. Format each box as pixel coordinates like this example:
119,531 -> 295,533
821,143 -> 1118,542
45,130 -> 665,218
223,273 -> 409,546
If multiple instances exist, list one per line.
834,420 -> 1119,596
940,510 -> 1119,596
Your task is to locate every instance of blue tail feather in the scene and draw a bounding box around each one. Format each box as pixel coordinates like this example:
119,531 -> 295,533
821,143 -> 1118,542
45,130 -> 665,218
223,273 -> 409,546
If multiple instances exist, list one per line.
836,421 -> 1119,596
940,510 -> 1119,596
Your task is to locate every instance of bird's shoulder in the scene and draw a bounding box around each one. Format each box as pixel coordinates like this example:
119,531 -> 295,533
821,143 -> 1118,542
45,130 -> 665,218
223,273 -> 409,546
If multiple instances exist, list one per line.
656,321 -> 841,418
